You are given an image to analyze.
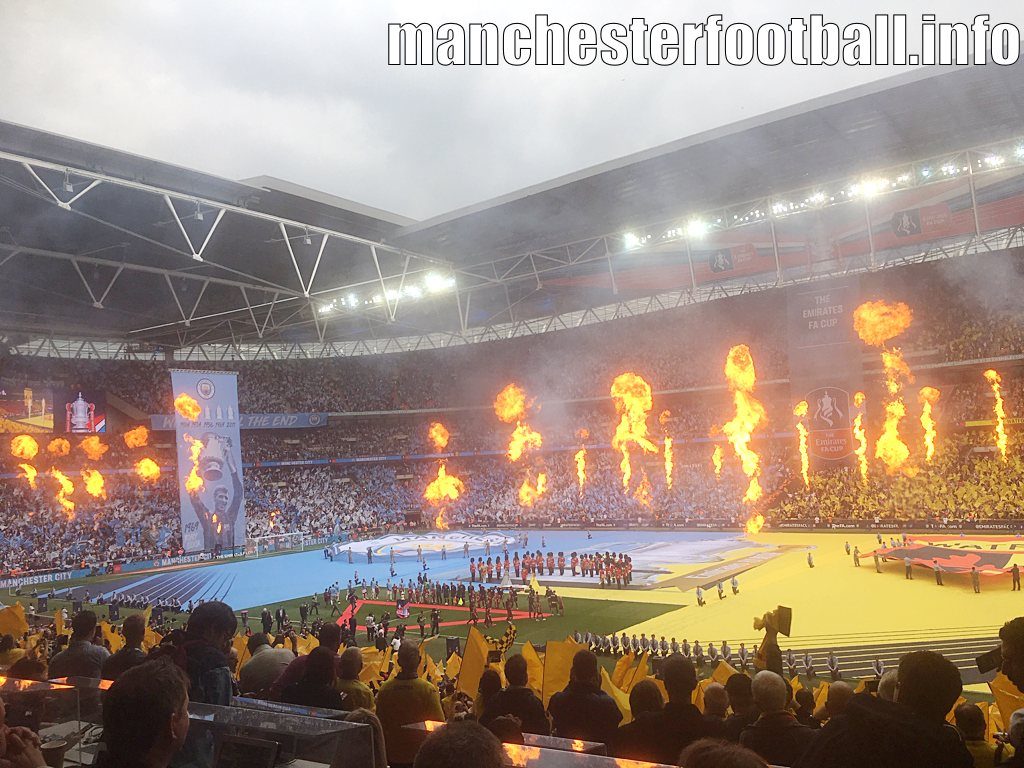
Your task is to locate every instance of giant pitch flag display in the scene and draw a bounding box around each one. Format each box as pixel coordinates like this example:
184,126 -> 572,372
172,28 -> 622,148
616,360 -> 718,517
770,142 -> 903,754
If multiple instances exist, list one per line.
171,371 -> 245,552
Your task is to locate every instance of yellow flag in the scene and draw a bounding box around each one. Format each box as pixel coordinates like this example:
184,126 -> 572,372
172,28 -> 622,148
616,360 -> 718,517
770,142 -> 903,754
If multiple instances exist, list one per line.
946,696 -> 967,725
791,676 -> 803,695
611,651 -> 636,689
100,621 -> 125,654
600,667 -> 633,724
521,641 -> 544,698
54,609 -> 64,639
693,677 -> 712,711
813,681 -> 831,712
0,603 -> 29,638
990,672 -> 1024,727
853,678 -> 867,695
711,659 -> 739,686
231,633 -> 250,674
541,639 -> 584,707
446,651 -> 462,680
456,626 -> 490,696
624,651 -> 650,693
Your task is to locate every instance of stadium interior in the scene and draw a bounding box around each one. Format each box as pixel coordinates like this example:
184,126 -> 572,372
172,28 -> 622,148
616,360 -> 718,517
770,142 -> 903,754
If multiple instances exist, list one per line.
1,60 -> 1024,768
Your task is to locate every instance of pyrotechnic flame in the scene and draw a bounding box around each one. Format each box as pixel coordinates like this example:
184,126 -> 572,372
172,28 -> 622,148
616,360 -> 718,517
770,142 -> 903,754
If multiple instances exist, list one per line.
507,423 -> 542,462
917,386 -> 941,463
877,400 -> 911,475
424,462 -> 465,529
494,384 -> 542,461
852,392 -> 868,483
79,436 -> 109,462
712,445 -> 723,480
660,410 -> 674,490
494,383 -> 530,423
10,435 -> 39,461
721,346 -> 767,503
853,300 -> 913,347
184,435 -> 204,493
574,448 -> 586,493
123,425 -> 150,448
746,513 -> 765,536
428,422 -> 450,451
984,369 -> 1008,460
17,463 -> 37,489
51,467 -> 75,515
793,400 -> 810,489
47,438 -> 70,456
633,470 -> 652,506
135,458 -> 161,482
855,300 -> 914,475
518,471 -> 548,507
174,393 -> 202,422
610,372 -> 659,491
82,468 -> 107,499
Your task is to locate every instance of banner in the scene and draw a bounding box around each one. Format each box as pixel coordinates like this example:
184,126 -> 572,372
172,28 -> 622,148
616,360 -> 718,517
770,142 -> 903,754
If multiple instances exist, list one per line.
787,277 -> 864,467
150,412 -> 328,430
171,371 -> 245,553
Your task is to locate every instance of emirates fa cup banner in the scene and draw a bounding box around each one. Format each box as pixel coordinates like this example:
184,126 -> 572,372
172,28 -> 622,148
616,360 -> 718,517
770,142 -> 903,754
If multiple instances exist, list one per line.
786,277 -> 864,467
171,370 -> 245,552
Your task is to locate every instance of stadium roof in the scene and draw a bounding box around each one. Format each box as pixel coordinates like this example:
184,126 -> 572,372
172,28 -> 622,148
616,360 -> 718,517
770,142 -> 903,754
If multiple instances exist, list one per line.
1,61 -> 1024,359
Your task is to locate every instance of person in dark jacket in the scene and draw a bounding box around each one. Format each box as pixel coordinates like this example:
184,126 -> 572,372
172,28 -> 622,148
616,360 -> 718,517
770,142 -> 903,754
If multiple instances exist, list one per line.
101,614 -> 148,681
647,653 -> 724,763
547,650 -> 622,743
740,671 -> 817,766
794,650 -> 972,768
608,679 -> 664,760
480,654 -> 549,735
723,673 -> 759,742
281,646 -> 346,709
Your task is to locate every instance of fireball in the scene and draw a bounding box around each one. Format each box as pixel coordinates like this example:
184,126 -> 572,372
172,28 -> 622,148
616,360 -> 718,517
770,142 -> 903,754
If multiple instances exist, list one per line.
494,384 -> 542,461
793,400 -> 810,489
183,434 -> 204,493
721,346 -> 767,503
507,423 -> 543,462
984,369 -> 1008,460
10,435 -> 39,461
174,393 -> 202,422
135,458 -> 161,482
574,448 -> 587,493
518,472 -> 548,507
610,372 -> 659,491
852,300 -> 913,347
712,445 -> 723,480
852,392 -> 868,482
424,462 -> 465,530
47,438 -> 71,457
745,513 -> 765,536
82,468 -> 107,499
17,463 -> 37,489
428,422 -> 450,451
79,435 -> 109,462
50,468 -> 75,515
123,425 -> 150,449
917,387 -> 941,463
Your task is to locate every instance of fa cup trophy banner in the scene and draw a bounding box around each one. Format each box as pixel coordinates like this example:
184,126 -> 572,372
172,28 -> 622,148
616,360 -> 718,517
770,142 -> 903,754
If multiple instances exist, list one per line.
171,370 -> 245,553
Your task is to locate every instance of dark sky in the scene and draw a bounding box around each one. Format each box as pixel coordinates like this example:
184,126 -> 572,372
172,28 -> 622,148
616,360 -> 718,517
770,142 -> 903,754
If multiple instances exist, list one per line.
1,0 -> 1020,220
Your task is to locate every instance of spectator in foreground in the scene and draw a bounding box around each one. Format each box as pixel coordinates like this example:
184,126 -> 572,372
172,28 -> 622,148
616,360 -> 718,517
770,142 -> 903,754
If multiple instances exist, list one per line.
999,617 -> 1024,766
270,622 -> 342,700
154,601 -> 237,707
954,702 -> 1006,768
608,679 -> 664,761
413,720 -> 504,768
723,673 -> 758,741
678,738 -> 769,768
280,646 -> 346,709
793,689 -> 819,729
101,615 -> 148,681
336,647 -> 375,712
480,653 -> 548,735
876,670 -> 898,701
376,642 -> 445,768
794,650 -> 971,768
49,610 -> 110,679
475,669 -> 503,723
547,649 -> 622,743
655,653 -> 722,760
100,660 -> 190,768
238,632 -> 295,695
702,682 -> 729,726
813,681 -> 854,723
740,671 -> 817,766
0,634 -> 25,668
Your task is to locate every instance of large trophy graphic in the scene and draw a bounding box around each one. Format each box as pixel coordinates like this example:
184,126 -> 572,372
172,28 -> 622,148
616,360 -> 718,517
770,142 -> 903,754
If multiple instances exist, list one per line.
66,392 -> 96,433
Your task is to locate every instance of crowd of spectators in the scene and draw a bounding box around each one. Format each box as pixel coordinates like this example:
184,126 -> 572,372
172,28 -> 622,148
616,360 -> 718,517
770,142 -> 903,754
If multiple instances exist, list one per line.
2,603 -> 1023,768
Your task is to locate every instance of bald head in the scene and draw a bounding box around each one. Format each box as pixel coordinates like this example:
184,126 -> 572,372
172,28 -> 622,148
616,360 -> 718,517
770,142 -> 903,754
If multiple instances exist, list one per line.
825,681 -> 854,717
751,671 -> 787,714
877,670 -> 898,702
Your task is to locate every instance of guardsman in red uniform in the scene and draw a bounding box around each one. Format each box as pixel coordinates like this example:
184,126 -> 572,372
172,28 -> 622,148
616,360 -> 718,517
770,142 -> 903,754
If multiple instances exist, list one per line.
546,552 -> 555,575
513,552 -> 521,578
571,552 -> 579,576
469,558 -> 477,583
557,552 -> 566,575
